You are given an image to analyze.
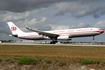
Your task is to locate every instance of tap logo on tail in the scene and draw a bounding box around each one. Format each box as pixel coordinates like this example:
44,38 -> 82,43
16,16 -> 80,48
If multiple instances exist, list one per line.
11,25 -> 17,31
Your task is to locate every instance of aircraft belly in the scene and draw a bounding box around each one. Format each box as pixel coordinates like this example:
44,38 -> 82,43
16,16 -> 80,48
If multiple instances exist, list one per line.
71,32 -> 100,38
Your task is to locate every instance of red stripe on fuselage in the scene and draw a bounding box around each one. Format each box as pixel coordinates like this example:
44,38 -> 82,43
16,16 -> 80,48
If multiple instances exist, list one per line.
18,30 -> 102,38
19,35 -> 39,37
57,31 -> 102,34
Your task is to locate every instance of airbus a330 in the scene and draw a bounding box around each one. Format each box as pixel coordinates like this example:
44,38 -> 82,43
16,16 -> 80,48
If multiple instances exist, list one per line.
7,22 -> 104,44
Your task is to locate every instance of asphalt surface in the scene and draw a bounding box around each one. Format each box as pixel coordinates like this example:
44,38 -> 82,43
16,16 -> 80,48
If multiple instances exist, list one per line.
0,43 -> 105,47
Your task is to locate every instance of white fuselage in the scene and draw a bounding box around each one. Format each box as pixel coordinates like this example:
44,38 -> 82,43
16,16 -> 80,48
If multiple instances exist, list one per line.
17,28 -> 104,40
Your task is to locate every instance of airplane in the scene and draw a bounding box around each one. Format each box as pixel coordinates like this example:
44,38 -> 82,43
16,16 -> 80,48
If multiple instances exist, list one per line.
7,22 -> 104,44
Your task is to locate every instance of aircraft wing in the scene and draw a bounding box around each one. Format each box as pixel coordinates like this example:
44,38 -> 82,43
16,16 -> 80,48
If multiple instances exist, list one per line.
26,27 -> 59,38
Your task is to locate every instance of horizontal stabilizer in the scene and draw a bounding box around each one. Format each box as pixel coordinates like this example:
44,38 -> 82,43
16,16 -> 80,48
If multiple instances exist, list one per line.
5,33 -> 18,37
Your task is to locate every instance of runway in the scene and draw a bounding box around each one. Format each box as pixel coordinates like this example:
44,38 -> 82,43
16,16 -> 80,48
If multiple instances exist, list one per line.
0,43 -> 105,47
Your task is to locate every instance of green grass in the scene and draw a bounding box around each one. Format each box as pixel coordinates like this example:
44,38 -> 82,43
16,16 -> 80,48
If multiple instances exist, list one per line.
0,59 -> 2,62
5,59 -> 11,62
55,60 -> 59,63
18,57 -> 38,65
82,59 -> 100,64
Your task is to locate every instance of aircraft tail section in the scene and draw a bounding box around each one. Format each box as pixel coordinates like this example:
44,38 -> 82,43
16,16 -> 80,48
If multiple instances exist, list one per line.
7,22 -> 25,35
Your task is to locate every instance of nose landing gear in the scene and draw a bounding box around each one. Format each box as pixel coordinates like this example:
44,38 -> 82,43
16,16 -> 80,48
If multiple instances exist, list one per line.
93,36 -> 95,40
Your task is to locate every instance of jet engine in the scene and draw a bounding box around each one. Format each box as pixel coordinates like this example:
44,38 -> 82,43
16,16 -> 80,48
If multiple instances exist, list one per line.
57,35 -> 72,40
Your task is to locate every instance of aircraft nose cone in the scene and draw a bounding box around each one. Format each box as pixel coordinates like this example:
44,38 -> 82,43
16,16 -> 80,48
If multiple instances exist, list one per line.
100,30 -> 104,34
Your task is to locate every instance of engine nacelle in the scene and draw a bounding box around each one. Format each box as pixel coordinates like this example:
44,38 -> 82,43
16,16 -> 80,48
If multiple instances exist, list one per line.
57,35 -> 72,40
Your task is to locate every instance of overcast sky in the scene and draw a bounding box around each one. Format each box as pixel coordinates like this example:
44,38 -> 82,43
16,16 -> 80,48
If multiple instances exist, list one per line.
0,0 -> 105,42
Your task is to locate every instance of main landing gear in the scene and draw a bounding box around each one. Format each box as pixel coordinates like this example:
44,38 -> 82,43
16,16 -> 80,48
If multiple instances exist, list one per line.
50,41 -> 58,44
50,36 -> 58,44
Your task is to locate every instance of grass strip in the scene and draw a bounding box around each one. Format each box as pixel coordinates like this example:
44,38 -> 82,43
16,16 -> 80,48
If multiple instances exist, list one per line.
18,57 -> 38,65
82,59 -> 100,64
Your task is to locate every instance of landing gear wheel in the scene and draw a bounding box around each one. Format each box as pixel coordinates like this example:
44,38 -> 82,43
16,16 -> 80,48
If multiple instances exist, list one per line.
53,41 -> 56,44
93,36 -> 95,40
50,36 -> 58,44
50,41 -> 58,44
50,42 -> 53,44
